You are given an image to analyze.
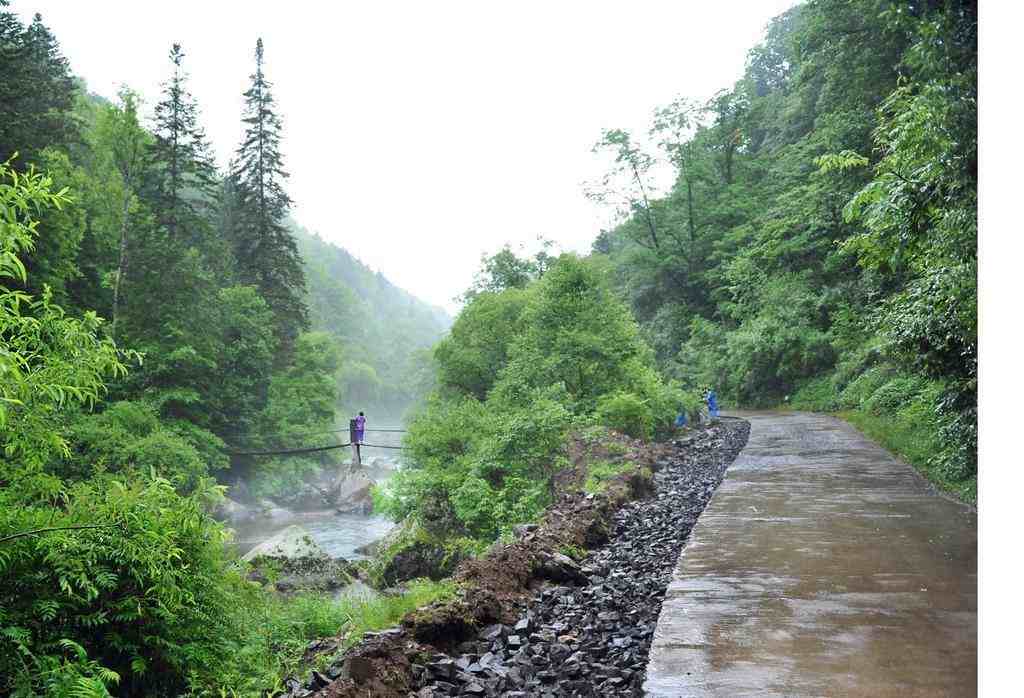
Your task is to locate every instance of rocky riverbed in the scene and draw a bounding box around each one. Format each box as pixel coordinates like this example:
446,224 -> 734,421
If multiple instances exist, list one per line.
282,419 -> 749,697
214,455 -> 400,561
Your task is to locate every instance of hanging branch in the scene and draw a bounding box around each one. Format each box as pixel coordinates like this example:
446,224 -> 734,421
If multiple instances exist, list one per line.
631,162 -> 659,249
589,128 -> 661,250
0,523 -> 121,546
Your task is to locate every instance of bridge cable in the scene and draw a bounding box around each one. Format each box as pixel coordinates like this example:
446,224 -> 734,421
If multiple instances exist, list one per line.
227,441 -> 408,457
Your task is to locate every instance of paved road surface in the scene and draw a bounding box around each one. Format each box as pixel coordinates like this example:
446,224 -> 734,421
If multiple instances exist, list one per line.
644,411 -> 977,697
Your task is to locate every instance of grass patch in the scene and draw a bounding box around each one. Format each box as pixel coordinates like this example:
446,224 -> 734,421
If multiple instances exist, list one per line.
558,543 -> 587,561
218,590 -> 351,695
604,441 -> 629,457
335,578 -> 457,650
583,459 -> 634,494
838,410 -> 976,505
217,579 -> 456,696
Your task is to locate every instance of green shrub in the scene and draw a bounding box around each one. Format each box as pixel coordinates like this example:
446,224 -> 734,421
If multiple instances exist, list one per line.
595,391 -> 653,439
380,255 -> 677,543
202,579 -> 456,695
559,544 -> 587,561
382,388 -> 569,540
863,376 -> 927,416
678,274 -> 835,406
334,579 -> 456,650
604,441 -> 628,457
583,459 -> 634,494
61,401 -> 219,492
838,365 -> 894,409
248,457 -> 320,501
790,375 -> 839,411
33,640 -> 122,698
0,477 -> 250,696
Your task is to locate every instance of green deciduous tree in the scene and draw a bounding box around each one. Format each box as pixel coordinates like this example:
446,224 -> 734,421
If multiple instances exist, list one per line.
0,162 -> 126,473
382,255 -> 682,540
93,89 -> 150,338
587,129 -> 661,250
434,287 -> 529,400
592,0 -> 977,491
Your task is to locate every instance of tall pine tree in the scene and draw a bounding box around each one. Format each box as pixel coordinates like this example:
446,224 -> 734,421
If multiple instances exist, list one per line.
230,38 -> 308,350
0,10 -> 78,165
118,46 -> 232,424
144,43 -> 219,248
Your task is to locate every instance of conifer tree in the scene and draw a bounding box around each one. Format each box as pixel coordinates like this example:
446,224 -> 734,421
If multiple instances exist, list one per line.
144,43 -> 219,246
0,11 -> 77,164
230,38 -> 308,349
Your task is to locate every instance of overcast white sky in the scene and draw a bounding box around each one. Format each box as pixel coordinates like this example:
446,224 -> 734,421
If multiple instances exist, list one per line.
13,0 -> 796,313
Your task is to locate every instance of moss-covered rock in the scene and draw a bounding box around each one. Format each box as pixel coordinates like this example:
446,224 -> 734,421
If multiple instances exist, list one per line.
367,521 -> 481,589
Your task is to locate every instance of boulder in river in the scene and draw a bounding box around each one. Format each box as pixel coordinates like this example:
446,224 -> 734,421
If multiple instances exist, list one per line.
367,456 -> 399,470
242,524 -> 326,562
353,538 -> 382,557
257,498 -> 293,521
242,525 -> 359,593
213,496 -> 256,524
335,474 -> 375,514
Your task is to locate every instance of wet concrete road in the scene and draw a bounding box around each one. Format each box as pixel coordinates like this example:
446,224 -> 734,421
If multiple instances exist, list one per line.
644,411 -> 977,697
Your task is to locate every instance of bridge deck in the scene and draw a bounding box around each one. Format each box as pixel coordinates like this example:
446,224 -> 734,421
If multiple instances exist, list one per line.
644,411 -> 977,697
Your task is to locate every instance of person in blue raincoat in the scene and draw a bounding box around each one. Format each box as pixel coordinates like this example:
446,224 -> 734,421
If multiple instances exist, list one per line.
705,387 -> 719,420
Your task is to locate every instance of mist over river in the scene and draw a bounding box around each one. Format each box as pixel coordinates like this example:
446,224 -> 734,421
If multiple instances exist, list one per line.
230,511 -> 395,560
226,442 -> 404,559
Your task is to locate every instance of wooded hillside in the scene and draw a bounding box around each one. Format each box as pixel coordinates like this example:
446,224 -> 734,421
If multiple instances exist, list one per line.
591,0 -> 976,500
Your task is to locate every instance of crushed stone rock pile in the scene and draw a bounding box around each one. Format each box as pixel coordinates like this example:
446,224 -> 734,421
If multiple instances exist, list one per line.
414,420 -> 749,697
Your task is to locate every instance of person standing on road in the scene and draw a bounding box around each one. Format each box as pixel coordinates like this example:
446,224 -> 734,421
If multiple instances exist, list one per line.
706,388 -> 719,421
354,411 -> 366,444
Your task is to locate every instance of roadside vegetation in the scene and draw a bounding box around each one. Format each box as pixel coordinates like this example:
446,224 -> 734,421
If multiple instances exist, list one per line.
590,0 -> 976,502
375,253 -> 698,545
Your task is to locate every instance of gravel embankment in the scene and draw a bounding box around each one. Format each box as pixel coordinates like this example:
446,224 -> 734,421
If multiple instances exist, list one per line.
414,418 -> 749,697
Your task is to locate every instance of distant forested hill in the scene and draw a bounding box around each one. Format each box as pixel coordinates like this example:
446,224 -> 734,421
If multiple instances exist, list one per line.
292,221 -> 450,420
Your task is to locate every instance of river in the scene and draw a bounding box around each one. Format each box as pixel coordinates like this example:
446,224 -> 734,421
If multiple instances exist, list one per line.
230,510 -> 395,560
229,443 -> 402,560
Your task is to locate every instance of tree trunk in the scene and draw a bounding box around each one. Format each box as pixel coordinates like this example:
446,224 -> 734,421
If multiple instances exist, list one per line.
632,163 -> 659,249
111,192 -> 131,340
687,178 -> 697,275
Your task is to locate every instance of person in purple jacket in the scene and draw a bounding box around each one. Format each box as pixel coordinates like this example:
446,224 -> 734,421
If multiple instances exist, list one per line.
354,411 -> 366,444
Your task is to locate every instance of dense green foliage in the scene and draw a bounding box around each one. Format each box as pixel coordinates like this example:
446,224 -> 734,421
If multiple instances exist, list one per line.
379,254 -> 692,541
0,5 -> 448,693
591,0 -> 976,497
205,577 -> 454,695
0,161 -> 242,696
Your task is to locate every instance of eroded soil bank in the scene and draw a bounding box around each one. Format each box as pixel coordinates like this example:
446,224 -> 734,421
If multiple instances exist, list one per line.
281,419 -> 749,698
